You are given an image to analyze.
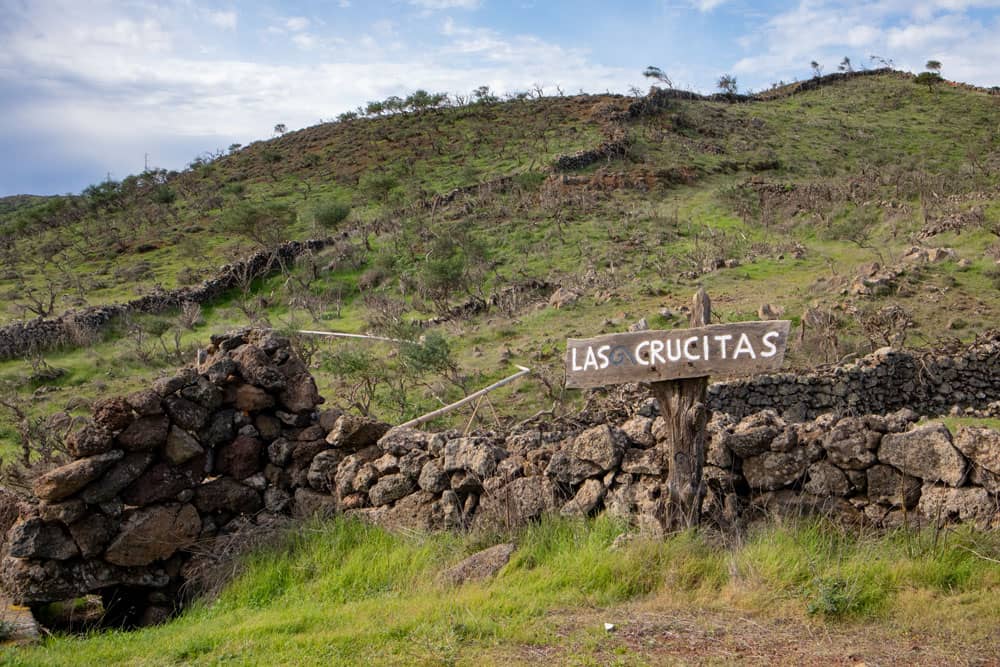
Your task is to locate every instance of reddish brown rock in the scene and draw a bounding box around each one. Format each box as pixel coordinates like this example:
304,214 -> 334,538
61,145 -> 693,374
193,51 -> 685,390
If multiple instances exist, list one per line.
278,373 -> 324,413
231,344 -> 286,391
229,384 -> 275,412
216,435 -> 263,479
33,450 -> 124,502
67,422 -> 114,458
104,503 -> 201,567
126,389 -> 164,416
92,397 -> 134,432
326,414 -> 390,451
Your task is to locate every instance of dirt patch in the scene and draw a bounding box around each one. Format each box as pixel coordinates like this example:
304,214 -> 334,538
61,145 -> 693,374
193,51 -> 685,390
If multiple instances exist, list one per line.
495,604 -> 1000,666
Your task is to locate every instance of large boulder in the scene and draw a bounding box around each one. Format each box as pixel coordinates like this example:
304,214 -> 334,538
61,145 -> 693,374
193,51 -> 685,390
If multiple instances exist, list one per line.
33,450 -> 124,502
723,410 -> 783,458
163,426 -> 204,465
278,373 -> 323,413
215,435 -> 263,479
67,513 -> 116,558
104,503 -> 201,567
66,422 -> 114,458
878,423 -> 967,486
441,543 -> 516,585
1,556 -> 169,605
378,427 -> 432,456
802,461 -> 851,497
230,344 -> 286,391
163,396 -> 209,433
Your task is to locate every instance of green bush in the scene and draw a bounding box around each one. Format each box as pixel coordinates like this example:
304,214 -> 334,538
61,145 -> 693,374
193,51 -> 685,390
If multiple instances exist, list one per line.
312,200 -> 351,231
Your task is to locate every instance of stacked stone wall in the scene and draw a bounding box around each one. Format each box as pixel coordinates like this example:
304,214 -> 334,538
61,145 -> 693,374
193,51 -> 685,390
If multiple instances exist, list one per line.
4,329 -> 1000,627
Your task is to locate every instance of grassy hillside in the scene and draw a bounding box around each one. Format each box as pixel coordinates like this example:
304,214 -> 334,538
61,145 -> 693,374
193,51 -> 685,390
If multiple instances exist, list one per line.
4,516 -> 1000,665
1,72 -> 999,459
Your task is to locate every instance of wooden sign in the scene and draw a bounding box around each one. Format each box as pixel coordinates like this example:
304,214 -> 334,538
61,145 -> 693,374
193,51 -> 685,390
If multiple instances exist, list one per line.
565,320 -> 791,389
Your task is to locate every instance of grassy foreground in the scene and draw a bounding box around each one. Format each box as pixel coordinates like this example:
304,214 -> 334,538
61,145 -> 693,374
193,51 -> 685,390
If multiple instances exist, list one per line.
3,515 -> 1000,666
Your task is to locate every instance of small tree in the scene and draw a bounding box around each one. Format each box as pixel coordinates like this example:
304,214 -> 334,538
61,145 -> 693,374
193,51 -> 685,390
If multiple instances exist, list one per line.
915,71 -> 943,92
838,56 -> 853,73
273,123 -> 287,136
810,60 -> 823,78
925,60 -> 942,74
716,74 -> 738,95
643,65 -> 673,89
312,198 -> 351,232
220,201 -> 296,249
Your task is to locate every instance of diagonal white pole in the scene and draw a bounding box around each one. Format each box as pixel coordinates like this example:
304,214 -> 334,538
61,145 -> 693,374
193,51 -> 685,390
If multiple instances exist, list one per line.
397,366 -> 532,429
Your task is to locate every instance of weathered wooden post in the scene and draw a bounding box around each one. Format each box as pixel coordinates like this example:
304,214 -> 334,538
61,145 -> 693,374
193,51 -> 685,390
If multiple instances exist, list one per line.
565,289 -> 790,533
651,288 -> 710,530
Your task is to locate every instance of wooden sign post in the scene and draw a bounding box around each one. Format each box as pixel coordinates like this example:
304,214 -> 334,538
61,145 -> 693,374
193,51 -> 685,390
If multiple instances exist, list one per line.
565,289 -> 790,531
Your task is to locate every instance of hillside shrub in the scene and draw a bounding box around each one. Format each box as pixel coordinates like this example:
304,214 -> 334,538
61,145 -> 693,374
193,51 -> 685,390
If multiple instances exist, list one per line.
312,199 -> 351,231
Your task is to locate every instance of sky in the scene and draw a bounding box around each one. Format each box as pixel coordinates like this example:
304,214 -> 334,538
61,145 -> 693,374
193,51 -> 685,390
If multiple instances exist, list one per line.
1,0 -> 999,197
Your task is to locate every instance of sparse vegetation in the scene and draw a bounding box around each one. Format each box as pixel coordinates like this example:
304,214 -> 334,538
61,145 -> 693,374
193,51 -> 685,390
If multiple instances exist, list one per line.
4,516 -> 1000,664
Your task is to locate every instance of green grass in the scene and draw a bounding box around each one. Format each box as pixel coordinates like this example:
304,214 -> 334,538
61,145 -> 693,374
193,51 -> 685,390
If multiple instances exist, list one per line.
5,515 -> 1000,666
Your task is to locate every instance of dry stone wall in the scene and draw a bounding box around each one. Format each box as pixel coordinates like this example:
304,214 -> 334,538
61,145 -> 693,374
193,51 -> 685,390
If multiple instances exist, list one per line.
4,328 -> 1000,627
0,238 -> 331,361
709,336 -> 1000,420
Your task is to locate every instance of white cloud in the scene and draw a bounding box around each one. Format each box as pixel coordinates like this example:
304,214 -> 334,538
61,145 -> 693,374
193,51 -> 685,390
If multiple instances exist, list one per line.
409,0 -> 481,10
291,33 -> 317,49
204,10 -> 237,30
691,0 -> 728,11
285,16 -> 310,31
730,0 -> 1000,90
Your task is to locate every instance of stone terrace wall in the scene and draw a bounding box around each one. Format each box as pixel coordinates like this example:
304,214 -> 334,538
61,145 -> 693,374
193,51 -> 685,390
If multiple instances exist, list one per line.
709,337 -> 1000,421
0,238 -> 331,361
3,328 -> 1000,627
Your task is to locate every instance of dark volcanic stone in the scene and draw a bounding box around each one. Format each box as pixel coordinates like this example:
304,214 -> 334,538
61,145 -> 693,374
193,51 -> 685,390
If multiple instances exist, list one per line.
194,478 -> 262,514
7,518 -> 79,560
116,415 -> 170,452
121,456 -> 207,506
164,396 -> 210,432
216,435 -> 263,479
80,452 -> 156,504
200,409 -> 236,448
